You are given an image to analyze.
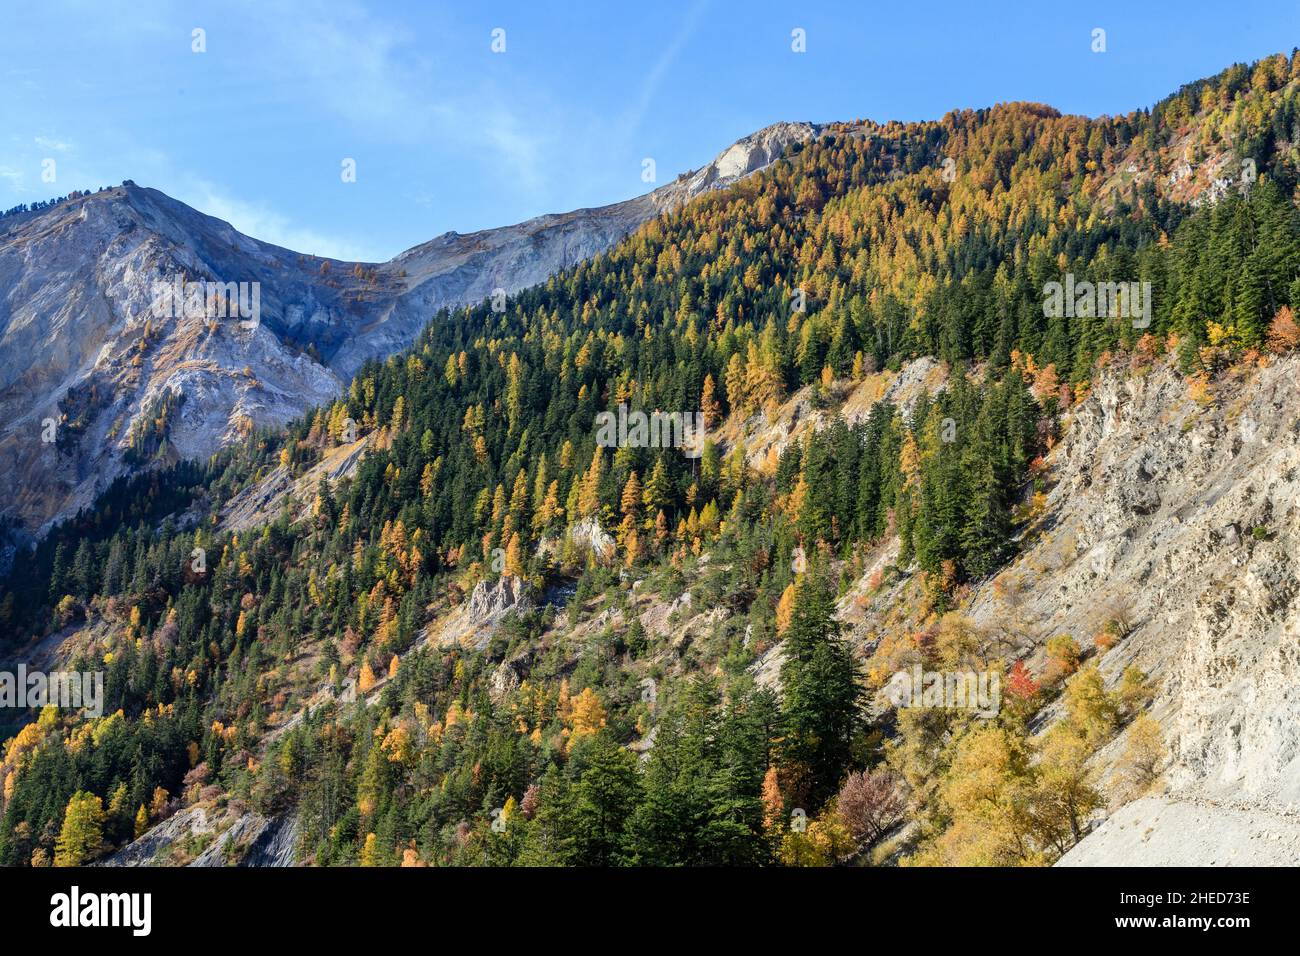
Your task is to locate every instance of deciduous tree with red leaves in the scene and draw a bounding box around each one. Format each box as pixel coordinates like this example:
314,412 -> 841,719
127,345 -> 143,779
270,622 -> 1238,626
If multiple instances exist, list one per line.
1007,660 -> 1040,700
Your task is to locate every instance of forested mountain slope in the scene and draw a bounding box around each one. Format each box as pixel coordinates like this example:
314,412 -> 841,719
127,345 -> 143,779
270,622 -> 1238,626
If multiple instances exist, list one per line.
0,123 -> 817,540
2,53 -> 1300,867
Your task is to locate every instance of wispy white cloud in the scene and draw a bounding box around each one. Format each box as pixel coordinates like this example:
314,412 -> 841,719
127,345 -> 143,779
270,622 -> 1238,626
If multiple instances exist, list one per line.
187,181 -> 377,261
242,0 -> 548,188
247,0 -> 428,134
34,136 -> 72,153
478,108 -> 546,193
617,0 -> 711,142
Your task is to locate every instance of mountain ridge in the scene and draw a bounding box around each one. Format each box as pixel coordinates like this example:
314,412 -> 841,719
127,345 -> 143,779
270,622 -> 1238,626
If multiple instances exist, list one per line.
3,49 -> 1300,869
0,121 -> 824,540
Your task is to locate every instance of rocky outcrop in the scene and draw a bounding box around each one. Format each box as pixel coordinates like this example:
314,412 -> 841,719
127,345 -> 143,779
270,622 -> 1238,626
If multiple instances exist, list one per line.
566,517 -> 617,565
99,806 -> 213,867
238,813 -> 300,867
488,661 -> 521,702
431,575 -> 535,651
643,121 -> 823,215
467,575 -> 533,622
219,433 -> 370,532
101,806 -> 300,867
190,813 -> 267,867
938,353 -> 1300,865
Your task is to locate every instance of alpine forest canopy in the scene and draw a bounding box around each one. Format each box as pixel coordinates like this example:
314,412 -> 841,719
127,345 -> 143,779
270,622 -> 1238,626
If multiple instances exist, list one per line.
3,51 -> 1300,868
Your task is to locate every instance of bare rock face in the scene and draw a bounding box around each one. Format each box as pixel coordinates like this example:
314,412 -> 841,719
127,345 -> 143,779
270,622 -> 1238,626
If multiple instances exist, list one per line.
1057,795 -> 1300,866
190,813 -> 267,867
0,122 -> 822,538
100,805 -> 210,867
488,661 -> 521,702
566,516 -> 616,564
0,185 -> 353,539
467,575 -> 533,623
644,121 -> 823,214
944,353 -> 1300,865
1040,356 -> 1300,814
238,813 -> 300,867
219,433 -> 371,533
102,807 -> 300,867
429,575 -> 534,652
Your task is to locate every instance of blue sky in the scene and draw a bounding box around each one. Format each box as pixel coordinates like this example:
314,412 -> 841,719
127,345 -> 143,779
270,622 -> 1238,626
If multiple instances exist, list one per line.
3,0 -> 1296,261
